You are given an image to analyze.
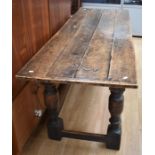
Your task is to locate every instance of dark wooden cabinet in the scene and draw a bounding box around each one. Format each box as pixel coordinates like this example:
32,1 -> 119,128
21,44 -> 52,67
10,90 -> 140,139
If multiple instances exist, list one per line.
12,0 -> 50,99
49,0 -> 71,35
71,0 -> 81,14
12,0 -> 71,155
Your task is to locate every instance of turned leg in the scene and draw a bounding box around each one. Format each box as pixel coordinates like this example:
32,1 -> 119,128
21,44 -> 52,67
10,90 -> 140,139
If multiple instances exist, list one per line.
44,83 -> 64,140
106,88 -> 125,150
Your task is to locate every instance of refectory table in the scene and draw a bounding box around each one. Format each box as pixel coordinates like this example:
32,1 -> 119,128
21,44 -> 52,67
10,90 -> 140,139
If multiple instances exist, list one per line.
16,8 -> 137,150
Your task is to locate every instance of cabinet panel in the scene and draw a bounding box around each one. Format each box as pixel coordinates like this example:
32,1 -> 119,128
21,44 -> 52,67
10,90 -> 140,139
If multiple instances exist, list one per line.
12,0 -> 30,98
13,82 -> 45,152
13,0 -> 50,99
49,0 -> 71,35
22,0 -> 50,55
13,1 -> 72,154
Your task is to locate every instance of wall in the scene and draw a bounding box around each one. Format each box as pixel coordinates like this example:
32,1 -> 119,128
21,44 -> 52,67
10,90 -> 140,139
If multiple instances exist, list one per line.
12,0 -> 71,154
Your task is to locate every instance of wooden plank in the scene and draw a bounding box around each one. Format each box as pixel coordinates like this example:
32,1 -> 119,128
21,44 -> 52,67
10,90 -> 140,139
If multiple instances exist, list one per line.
108,10 -> 137,84
46,9 -> 102,78
75,10 -> 116,80
16,8 -> 87,79
16,9 -> 137,88
114,10 -> 132,39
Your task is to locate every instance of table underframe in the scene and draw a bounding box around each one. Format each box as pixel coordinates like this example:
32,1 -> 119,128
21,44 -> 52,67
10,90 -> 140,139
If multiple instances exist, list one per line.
44,82 -> 125,150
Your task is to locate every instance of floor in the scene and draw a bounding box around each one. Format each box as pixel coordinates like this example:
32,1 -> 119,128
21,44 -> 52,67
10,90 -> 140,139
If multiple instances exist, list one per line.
22,38 -> 142,155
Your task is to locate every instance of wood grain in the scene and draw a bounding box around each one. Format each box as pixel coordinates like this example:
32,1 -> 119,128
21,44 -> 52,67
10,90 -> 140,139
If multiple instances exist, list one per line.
47,9 -> 102,78
16,9 -> 87,79
49,0 -> 71,35
13,0 -> 72,154
108,10 -> 137,84
21,0 -> 50,55
13,0 -> 50,99
16,9 -> 137,88
76,10 -> 115,80
12,0 -> 30,98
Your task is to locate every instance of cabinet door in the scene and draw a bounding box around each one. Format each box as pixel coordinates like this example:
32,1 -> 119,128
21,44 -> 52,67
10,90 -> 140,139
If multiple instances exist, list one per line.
13,1 -> 72,154
13,83 -> 45,153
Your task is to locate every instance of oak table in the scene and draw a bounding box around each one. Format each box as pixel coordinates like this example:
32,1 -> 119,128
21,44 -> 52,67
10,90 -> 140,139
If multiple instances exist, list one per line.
16,8 -> 137,150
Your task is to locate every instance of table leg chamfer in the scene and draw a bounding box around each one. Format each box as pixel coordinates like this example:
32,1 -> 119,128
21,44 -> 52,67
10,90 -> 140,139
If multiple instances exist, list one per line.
44,83 -> 125,150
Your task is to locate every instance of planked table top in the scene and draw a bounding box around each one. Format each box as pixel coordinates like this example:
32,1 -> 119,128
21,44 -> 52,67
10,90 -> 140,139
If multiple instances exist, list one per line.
16,8 -> 137,88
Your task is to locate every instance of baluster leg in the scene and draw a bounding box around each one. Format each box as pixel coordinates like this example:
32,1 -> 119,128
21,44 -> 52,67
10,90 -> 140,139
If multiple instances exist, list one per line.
106,87 -> 125,150
44,83 -> 64,140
